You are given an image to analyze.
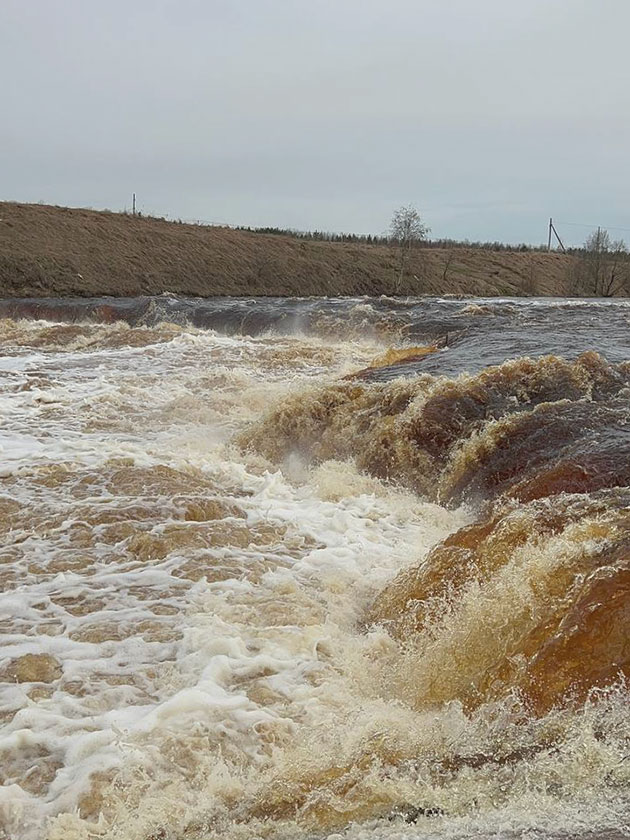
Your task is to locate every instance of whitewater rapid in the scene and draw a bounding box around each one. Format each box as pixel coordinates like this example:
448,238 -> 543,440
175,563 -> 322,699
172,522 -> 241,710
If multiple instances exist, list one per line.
2,300 -> 630,840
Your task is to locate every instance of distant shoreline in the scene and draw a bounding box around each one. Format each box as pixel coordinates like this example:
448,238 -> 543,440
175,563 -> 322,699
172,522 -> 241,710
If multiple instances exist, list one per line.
0,201 -> 575,299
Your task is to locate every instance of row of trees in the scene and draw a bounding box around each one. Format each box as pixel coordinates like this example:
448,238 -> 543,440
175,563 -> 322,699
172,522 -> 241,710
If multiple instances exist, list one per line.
240,217 -> 549,253
237,226 -> 391,245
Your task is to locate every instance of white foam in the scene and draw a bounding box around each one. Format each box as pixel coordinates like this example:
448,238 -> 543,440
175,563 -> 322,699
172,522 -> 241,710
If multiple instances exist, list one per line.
3,317 -> 623,840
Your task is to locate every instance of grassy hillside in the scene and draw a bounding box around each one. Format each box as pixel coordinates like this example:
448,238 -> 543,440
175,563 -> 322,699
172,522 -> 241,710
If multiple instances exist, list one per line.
0,202 -> 575,298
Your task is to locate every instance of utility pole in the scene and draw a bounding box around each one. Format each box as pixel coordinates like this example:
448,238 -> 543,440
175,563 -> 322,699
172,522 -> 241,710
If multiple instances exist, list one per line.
547,217 -> 566,253
551,220 -> 566,253
132,193 -> 136,216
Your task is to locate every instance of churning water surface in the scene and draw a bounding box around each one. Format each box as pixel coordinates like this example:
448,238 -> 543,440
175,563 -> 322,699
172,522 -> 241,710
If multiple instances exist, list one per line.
1,295 -> 630,840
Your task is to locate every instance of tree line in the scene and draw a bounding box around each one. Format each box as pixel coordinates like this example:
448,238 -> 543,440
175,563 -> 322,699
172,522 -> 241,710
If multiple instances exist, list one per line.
237,223 -> 549,253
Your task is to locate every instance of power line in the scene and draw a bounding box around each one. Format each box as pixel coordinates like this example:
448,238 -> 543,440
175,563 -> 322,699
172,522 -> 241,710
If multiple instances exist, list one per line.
557,220 -> 630,234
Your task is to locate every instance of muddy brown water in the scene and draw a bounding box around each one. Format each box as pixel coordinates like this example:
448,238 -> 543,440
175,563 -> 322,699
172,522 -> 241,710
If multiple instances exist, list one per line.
1,295 -> 630,840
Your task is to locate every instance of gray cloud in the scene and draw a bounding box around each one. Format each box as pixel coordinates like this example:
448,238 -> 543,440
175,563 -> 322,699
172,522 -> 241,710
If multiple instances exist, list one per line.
2,0 -> 629,245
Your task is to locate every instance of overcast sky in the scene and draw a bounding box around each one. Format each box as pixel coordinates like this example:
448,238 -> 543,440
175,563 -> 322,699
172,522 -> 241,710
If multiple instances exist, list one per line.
2,0 -> 629,245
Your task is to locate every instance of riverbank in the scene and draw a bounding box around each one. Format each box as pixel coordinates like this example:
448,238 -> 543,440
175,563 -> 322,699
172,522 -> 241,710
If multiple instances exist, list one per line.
0,201 -> 574,298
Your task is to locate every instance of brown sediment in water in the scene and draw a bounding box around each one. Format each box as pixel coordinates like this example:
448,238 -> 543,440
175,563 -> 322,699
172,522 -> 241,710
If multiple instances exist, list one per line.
0,317 -> 183,350
521,559 -> 630,714
346,342 -> 444,380
6,306 -> 630,839
243,351 -> 630,501
2,653 -> 63,684
233,498 -> 630,833
368,491 -> 630,712
242,351 -> 630,719
507,438 -> 630,502
439,400 -> 630,504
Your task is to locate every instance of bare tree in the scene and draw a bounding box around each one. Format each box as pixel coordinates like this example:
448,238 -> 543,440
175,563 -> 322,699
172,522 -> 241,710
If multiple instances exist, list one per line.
441,249 -> 455,285
576,228 -> 629,296
390,205 -> 430,290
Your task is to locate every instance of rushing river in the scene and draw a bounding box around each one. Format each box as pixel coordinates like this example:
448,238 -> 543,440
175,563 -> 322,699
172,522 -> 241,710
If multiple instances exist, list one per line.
1,295 -> 630,840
